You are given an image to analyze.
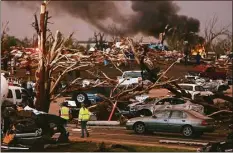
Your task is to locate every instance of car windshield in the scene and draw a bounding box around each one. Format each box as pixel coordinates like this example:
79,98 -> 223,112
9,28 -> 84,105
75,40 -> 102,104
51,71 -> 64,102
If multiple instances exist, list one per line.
155,98 -> 172,105
172,98 -> 185,105
179,85 -> 193,91
195,86 -> 205,91
144,97 -> 158,104
122,72 -> 141,78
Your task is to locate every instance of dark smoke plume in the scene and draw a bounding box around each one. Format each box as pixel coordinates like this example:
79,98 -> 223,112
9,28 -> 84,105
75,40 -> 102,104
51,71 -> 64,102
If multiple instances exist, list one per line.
5,1 -> 200,38
127,1 -> 200,37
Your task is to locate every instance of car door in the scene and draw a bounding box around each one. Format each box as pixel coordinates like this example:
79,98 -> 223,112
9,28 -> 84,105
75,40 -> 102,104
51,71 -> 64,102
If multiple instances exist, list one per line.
149,110 -> 171,132
6,89 -> 14,103
15,89 -> 22,104
167,110 -> 187,132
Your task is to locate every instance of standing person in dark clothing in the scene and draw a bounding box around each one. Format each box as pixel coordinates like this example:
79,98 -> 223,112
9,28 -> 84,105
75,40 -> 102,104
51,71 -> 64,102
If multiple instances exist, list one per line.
195,52 -> 202,65
21,90 -> 34,108
25,57 -> 32,80
183,43 -> 190,65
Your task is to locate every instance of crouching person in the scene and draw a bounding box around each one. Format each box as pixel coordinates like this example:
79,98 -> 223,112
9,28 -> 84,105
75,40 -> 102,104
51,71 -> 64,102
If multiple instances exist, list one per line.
17,104 -> 69,143
79,103 -> 90,138
35,113 -> 69,143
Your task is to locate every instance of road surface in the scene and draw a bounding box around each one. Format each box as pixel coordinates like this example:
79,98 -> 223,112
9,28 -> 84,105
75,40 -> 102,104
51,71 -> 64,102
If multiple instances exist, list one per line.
63,126 -> 226,151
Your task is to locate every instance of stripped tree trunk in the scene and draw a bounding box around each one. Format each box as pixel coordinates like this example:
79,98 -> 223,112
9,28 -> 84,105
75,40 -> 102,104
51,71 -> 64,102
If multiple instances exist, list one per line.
35,2 -> 50,112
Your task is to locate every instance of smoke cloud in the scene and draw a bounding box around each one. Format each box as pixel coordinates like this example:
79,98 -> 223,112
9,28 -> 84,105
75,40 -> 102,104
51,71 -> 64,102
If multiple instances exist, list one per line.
5,1 -> 200,38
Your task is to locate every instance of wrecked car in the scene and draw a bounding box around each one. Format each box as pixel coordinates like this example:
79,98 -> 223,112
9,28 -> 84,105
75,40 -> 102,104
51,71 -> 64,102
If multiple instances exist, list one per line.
1,75 -> 69,151
152,97 -> 204,114
178,83 -> 214,100
118,71 -> 143,86
1,103 -> 69,151
126,96 -> 205,117
183,75 -> 230,93
117,70 -> 152,87
197,79 -> 230,93
69,86 -> 113,107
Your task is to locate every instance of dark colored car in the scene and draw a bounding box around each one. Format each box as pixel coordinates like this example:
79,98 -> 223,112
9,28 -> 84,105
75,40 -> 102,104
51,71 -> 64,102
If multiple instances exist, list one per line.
126,109 -> 215,137
193,65 -> 227,80
180,56 -> 206,65
71,86 -> 113,107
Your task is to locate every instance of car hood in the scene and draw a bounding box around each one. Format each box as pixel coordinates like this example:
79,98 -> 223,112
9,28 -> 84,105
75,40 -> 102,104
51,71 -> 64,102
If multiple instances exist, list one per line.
128,101 -> 143,107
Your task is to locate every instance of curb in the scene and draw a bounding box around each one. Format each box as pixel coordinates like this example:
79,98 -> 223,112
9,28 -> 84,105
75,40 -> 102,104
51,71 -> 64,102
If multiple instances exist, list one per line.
69,137 -> 197,151
67,124 -> 125,129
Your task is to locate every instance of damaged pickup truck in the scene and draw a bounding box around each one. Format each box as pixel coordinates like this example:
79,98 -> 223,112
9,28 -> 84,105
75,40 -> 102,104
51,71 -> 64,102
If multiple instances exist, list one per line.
1,74 -> 69,151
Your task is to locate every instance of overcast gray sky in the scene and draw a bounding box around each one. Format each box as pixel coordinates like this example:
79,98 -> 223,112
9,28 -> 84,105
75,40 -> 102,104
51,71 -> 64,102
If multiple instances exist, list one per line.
1,1 -> 232,41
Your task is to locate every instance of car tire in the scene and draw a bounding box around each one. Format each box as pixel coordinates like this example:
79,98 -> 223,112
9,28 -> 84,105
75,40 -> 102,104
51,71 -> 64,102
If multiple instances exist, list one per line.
134,122 -> 146,134
182,125 -> 194,137
72,92 -> 90,107
30,140 -> 45,152
216,145 -> 223,152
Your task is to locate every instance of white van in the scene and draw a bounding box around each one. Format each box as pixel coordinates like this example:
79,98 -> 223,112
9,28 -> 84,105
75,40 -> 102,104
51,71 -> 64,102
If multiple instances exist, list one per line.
6,85 -> 31,105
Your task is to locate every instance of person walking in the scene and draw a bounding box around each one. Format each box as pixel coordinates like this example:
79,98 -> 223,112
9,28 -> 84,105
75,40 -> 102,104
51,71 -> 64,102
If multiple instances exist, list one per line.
78,103 -> 90,138
25,57 -> 32,80
195,52 -> 201,65
183,42 -> 190,66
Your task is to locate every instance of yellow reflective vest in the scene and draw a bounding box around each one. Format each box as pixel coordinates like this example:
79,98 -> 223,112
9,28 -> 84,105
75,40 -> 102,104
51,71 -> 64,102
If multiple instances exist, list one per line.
60,106 -> 70,120
79,107 -> 90,121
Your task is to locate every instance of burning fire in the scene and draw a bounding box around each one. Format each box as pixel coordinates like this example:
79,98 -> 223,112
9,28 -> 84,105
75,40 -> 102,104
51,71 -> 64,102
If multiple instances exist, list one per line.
191,44 -> 206,58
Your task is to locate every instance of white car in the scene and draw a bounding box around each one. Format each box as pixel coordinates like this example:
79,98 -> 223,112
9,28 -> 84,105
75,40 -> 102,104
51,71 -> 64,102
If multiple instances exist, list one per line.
128,97 -> 204,116
178,83 -> 214,100
152,97 -> 205,114
118,71 -> 142,86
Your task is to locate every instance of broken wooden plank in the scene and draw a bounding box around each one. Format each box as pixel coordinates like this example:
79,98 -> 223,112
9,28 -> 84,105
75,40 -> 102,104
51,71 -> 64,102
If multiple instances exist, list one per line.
159,139 -> 208,146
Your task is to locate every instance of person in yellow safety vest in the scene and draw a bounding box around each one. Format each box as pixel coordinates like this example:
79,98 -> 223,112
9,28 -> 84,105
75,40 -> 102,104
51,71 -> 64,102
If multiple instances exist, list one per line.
79,103 -> 90,138
59,102 -> 72,126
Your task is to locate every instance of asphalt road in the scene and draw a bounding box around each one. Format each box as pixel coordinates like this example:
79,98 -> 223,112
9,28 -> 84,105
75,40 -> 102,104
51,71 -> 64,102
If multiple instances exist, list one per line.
65,126 -> 226,151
